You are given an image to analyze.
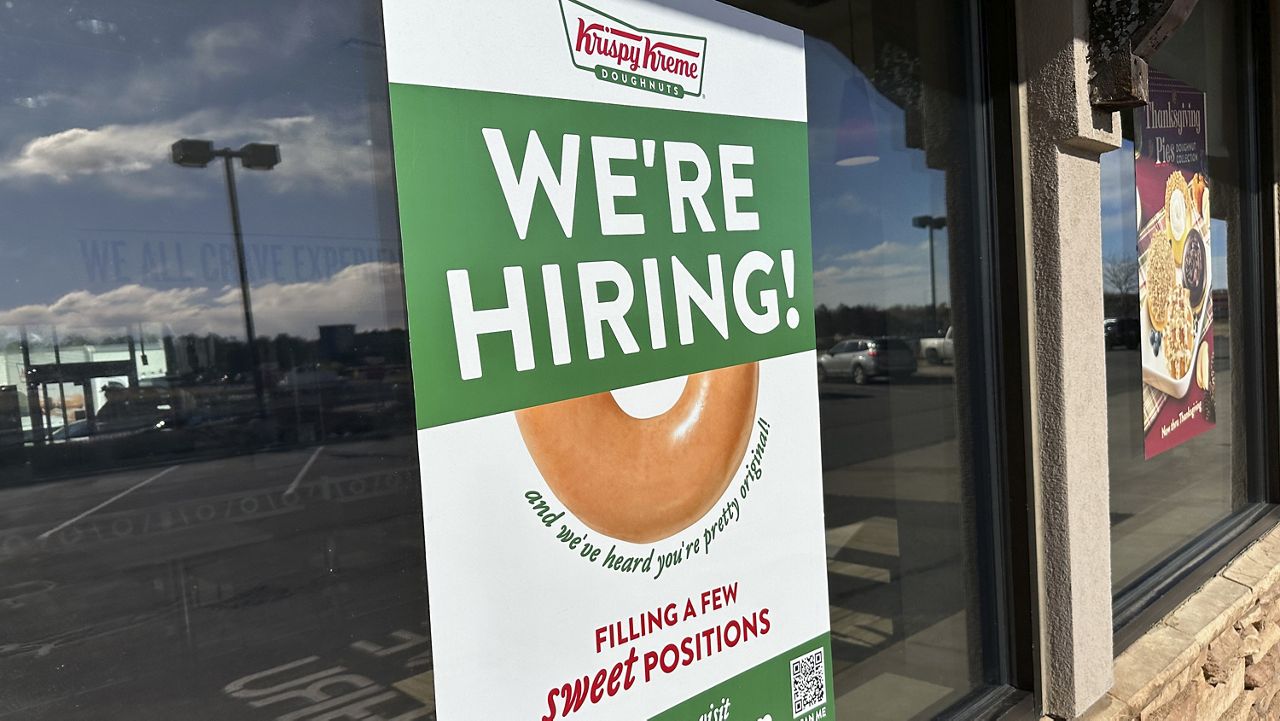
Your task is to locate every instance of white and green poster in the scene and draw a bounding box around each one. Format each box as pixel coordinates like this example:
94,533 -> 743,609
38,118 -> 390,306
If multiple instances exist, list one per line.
383,1 -> 833,718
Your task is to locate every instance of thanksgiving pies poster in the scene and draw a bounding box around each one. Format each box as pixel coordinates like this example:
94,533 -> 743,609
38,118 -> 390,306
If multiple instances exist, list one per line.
383,0 -> 833,718
1136,71 -> 1215,460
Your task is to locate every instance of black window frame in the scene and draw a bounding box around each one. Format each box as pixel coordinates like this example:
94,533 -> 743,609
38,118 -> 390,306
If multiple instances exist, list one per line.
919,0 -> 1037,713
714,0 -> 1034,714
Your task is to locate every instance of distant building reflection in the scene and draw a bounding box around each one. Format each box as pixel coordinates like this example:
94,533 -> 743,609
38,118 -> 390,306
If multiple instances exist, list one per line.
0,320 -> 413,483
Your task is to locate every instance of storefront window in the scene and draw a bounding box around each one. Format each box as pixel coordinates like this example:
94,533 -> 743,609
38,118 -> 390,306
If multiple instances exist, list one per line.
723,1 -> 1006,716
0,1 -> 1011,718
0,2 -> 433,718
1101,0 -> 1258,595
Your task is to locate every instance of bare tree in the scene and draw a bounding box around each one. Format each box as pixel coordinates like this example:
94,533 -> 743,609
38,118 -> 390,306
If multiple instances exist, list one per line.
1103,252 -> 1139,317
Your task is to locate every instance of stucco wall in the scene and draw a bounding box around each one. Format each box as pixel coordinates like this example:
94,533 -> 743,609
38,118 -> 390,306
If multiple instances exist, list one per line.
1015,0 -> 1121,715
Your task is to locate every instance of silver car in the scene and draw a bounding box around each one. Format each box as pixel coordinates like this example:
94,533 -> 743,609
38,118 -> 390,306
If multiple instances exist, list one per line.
817,337 -> 918,384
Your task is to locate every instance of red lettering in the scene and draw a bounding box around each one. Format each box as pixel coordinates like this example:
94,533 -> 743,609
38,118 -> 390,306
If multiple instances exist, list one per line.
589,669 -> 607,703
725,619 -> 741,647
607,662 -> 623,695
559,677 -> 591,717
575,18 -> 595,53
542,648 -> 642,719
660,643 -> 679,673
640,39 -> 700,78
623,646 -> 640,689
643,650 -> 659,681
724,582 -> 738,604
681,636 -> 695,666
543,688 -> 560,721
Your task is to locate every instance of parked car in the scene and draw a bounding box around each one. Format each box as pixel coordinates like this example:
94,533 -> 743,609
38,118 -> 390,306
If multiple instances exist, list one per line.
817,337 -> 918,384
1104,317 -> 1140,350
919,327 -> 955,364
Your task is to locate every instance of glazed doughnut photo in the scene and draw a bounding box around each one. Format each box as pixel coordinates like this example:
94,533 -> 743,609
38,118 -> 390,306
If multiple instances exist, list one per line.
515,362 -> 760,543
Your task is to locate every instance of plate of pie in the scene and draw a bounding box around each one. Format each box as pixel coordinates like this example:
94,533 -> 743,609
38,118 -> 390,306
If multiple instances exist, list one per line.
1138,172 -> 1211,399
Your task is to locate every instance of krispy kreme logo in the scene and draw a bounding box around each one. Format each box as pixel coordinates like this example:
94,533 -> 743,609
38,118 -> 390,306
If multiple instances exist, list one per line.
559,0 -> 707,98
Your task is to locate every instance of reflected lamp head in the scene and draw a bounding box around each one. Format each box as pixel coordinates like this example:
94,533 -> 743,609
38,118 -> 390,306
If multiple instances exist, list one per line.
171,139 -> 215,168
239,143 -> 281,170
912,215 -> 947,230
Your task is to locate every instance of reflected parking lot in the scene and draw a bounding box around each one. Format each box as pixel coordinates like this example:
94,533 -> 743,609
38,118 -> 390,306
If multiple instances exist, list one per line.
0,437 -> 432,720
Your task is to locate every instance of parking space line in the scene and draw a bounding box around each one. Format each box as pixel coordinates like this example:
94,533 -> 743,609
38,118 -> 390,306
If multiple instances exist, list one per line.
285,446 -> 325,496
38,465 -> 181,540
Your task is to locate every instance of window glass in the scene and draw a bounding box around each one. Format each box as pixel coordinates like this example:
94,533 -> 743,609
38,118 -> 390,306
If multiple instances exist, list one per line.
0,2 -> 434,718
0,1 -> 1005,718
1101,0 -> 1252,593
723,1 -> 1003,716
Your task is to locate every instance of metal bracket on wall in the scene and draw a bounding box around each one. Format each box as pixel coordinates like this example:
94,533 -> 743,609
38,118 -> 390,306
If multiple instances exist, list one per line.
1089,0 -> 1199,110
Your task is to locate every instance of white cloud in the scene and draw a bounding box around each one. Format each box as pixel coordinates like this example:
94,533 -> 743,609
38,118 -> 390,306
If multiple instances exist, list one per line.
0,110 -> 380,197
0,262 -> 405,339
112,21 -> 309,110
835,239 -> 929,264
1,123 -> 179,182
814,261 -> 928,285
815,190 -> 875,217
188,23 -> 266,80
812,237 -> 950,308
12,93 -> 67,110
812,238 -> 934,287
74,18 -> 118,36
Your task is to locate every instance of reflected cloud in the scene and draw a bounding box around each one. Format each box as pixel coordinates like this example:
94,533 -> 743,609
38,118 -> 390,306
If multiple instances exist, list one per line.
835,239 -> 929,264
0,261 -> 404,339
12,93 -> 66,110
814,190 -> 876,217
74,18 -> 118,36
815,262 -> 927,285
70,17 -> 326,117
0,110 -> 379,197
813,236 -> 951,309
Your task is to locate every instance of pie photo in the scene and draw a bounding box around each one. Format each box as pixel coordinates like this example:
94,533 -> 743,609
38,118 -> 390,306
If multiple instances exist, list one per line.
1144,231 -> 1177,332
1165,171 -> 1193,265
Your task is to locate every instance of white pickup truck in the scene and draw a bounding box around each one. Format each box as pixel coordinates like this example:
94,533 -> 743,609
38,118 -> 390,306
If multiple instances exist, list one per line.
919,327 -> 954,364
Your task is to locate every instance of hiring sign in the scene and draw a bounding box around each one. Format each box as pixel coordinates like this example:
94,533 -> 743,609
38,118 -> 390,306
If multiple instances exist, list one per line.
383,1 -> 833,717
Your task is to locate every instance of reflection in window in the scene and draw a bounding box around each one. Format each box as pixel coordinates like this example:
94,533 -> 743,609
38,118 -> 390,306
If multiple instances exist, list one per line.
1102,0 -> 1249,594
728,1 -> 1000,717
0,2 -> 433,718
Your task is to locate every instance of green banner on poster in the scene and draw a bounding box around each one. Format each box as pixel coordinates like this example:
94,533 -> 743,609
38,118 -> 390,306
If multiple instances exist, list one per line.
390,85 -> 815,429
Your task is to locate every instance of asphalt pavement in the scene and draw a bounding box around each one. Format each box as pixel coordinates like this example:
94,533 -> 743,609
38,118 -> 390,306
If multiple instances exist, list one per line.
0,435 -> 436,720
0,369 -> 964,720
816,370 -> 958,472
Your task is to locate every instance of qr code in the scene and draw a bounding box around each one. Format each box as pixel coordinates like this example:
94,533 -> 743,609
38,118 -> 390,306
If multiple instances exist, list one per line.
789,647 -> 826,717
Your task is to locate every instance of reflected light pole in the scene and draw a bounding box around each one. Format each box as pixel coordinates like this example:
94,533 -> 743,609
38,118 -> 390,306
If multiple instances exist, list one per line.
171,139 -> 280,419
911,214 -> 946,335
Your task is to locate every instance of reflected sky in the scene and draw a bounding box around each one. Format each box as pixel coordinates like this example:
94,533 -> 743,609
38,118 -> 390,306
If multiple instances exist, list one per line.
805,37 -> 952,311
0,2 -> 953,342
0,1 -> 398,339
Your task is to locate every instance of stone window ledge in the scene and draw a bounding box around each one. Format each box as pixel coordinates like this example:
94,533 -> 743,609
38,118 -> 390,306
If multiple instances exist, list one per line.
1075,524 -> 1280,720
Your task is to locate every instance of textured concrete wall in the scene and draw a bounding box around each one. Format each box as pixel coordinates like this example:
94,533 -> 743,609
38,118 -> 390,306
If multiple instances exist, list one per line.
1015,0 -> 1121,716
